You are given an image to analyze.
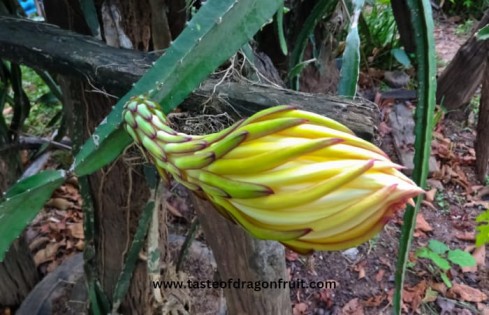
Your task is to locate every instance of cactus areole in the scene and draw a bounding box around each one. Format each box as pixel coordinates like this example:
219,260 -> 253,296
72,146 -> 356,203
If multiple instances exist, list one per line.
123,95 -> 423,254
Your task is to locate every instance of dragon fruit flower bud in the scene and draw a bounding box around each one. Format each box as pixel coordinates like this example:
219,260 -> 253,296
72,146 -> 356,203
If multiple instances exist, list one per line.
123,96 -> 423,254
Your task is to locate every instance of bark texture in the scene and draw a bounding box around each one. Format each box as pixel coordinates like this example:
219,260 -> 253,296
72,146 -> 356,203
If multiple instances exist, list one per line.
0,15 -> 378,141
436,10 -> 489,117
476,59 -> 489,182
192,194 -> 292,315
42,1 -> 153,313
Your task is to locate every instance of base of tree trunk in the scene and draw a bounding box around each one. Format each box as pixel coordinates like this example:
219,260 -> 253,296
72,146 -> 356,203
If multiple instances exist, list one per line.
0,238 -> 39,307
191,194 -> 292,315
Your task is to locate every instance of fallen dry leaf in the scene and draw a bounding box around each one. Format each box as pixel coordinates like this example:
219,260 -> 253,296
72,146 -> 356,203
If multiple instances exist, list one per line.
455,231 -> 475,241
33,242 -> 62,266
421,200 -> 437,211
464,200 -> 489,208
430,282 -> 447,295
448,283 -> 488,302
68,222 -> 84,239
75,239 -> 85,251
28,236 -> 51,252
354,261 -> 367,279
378,121 -> 392,137
285,249 -> 299,262
416,213 -> 433,232
46,198 -> 73,210
422,287 -> 438,303
403,281 -> 427,312
379,257 -> 391,268
340,298 -> 364,315
425,188 -> 437,202
317,288 -> 333,306
375,269 -> 385,283
477,302 -> 489,315
473,246 -> 486,266
292,302 -> 308,315
362,294 -> 385,307
358,267 -> 366,279
166,202 -> 183,217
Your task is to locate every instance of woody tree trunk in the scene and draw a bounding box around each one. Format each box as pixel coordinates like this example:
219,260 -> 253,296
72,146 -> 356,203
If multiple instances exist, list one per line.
0,132 -> 39,308
475,57 -> 489,182
42,0 -> 155,313
436,9 -> 489,118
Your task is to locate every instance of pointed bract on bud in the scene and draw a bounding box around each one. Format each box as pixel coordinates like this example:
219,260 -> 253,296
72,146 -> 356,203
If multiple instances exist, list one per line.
123,96 -> 423,254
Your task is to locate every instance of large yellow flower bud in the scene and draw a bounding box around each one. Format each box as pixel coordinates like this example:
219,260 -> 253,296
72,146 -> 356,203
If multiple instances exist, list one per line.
123,96 -> 423,254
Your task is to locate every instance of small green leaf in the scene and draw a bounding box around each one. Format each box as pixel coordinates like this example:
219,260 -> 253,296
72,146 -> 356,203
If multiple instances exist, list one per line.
476,224 -> 489,247
476,25 -> 489,41
429,254 -> 450,271
476,209 -> 489,222
415,247 -> 431,258
447,249 -> 476,268
416,248 -> 450,271
0,170 -> 65,262
440,272 -> 452,288
428,239 -> 449,255
391,48 -> 412,68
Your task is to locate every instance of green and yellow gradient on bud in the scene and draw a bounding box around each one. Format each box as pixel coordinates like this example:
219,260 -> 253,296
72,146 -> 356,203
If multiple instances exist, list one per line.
123,95 -> 423,254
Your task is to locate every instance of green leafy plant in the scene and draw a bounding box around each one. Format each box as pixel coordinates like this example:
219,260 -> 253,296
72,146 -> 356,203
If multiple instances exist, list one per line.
416,239 -> 476,288
455,19 -> 475,36
476,209 -> 489,246
435,191 -> 449,214
360,0 -> 404,69
443,0 -> 489,18
288,0 -> 338,90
